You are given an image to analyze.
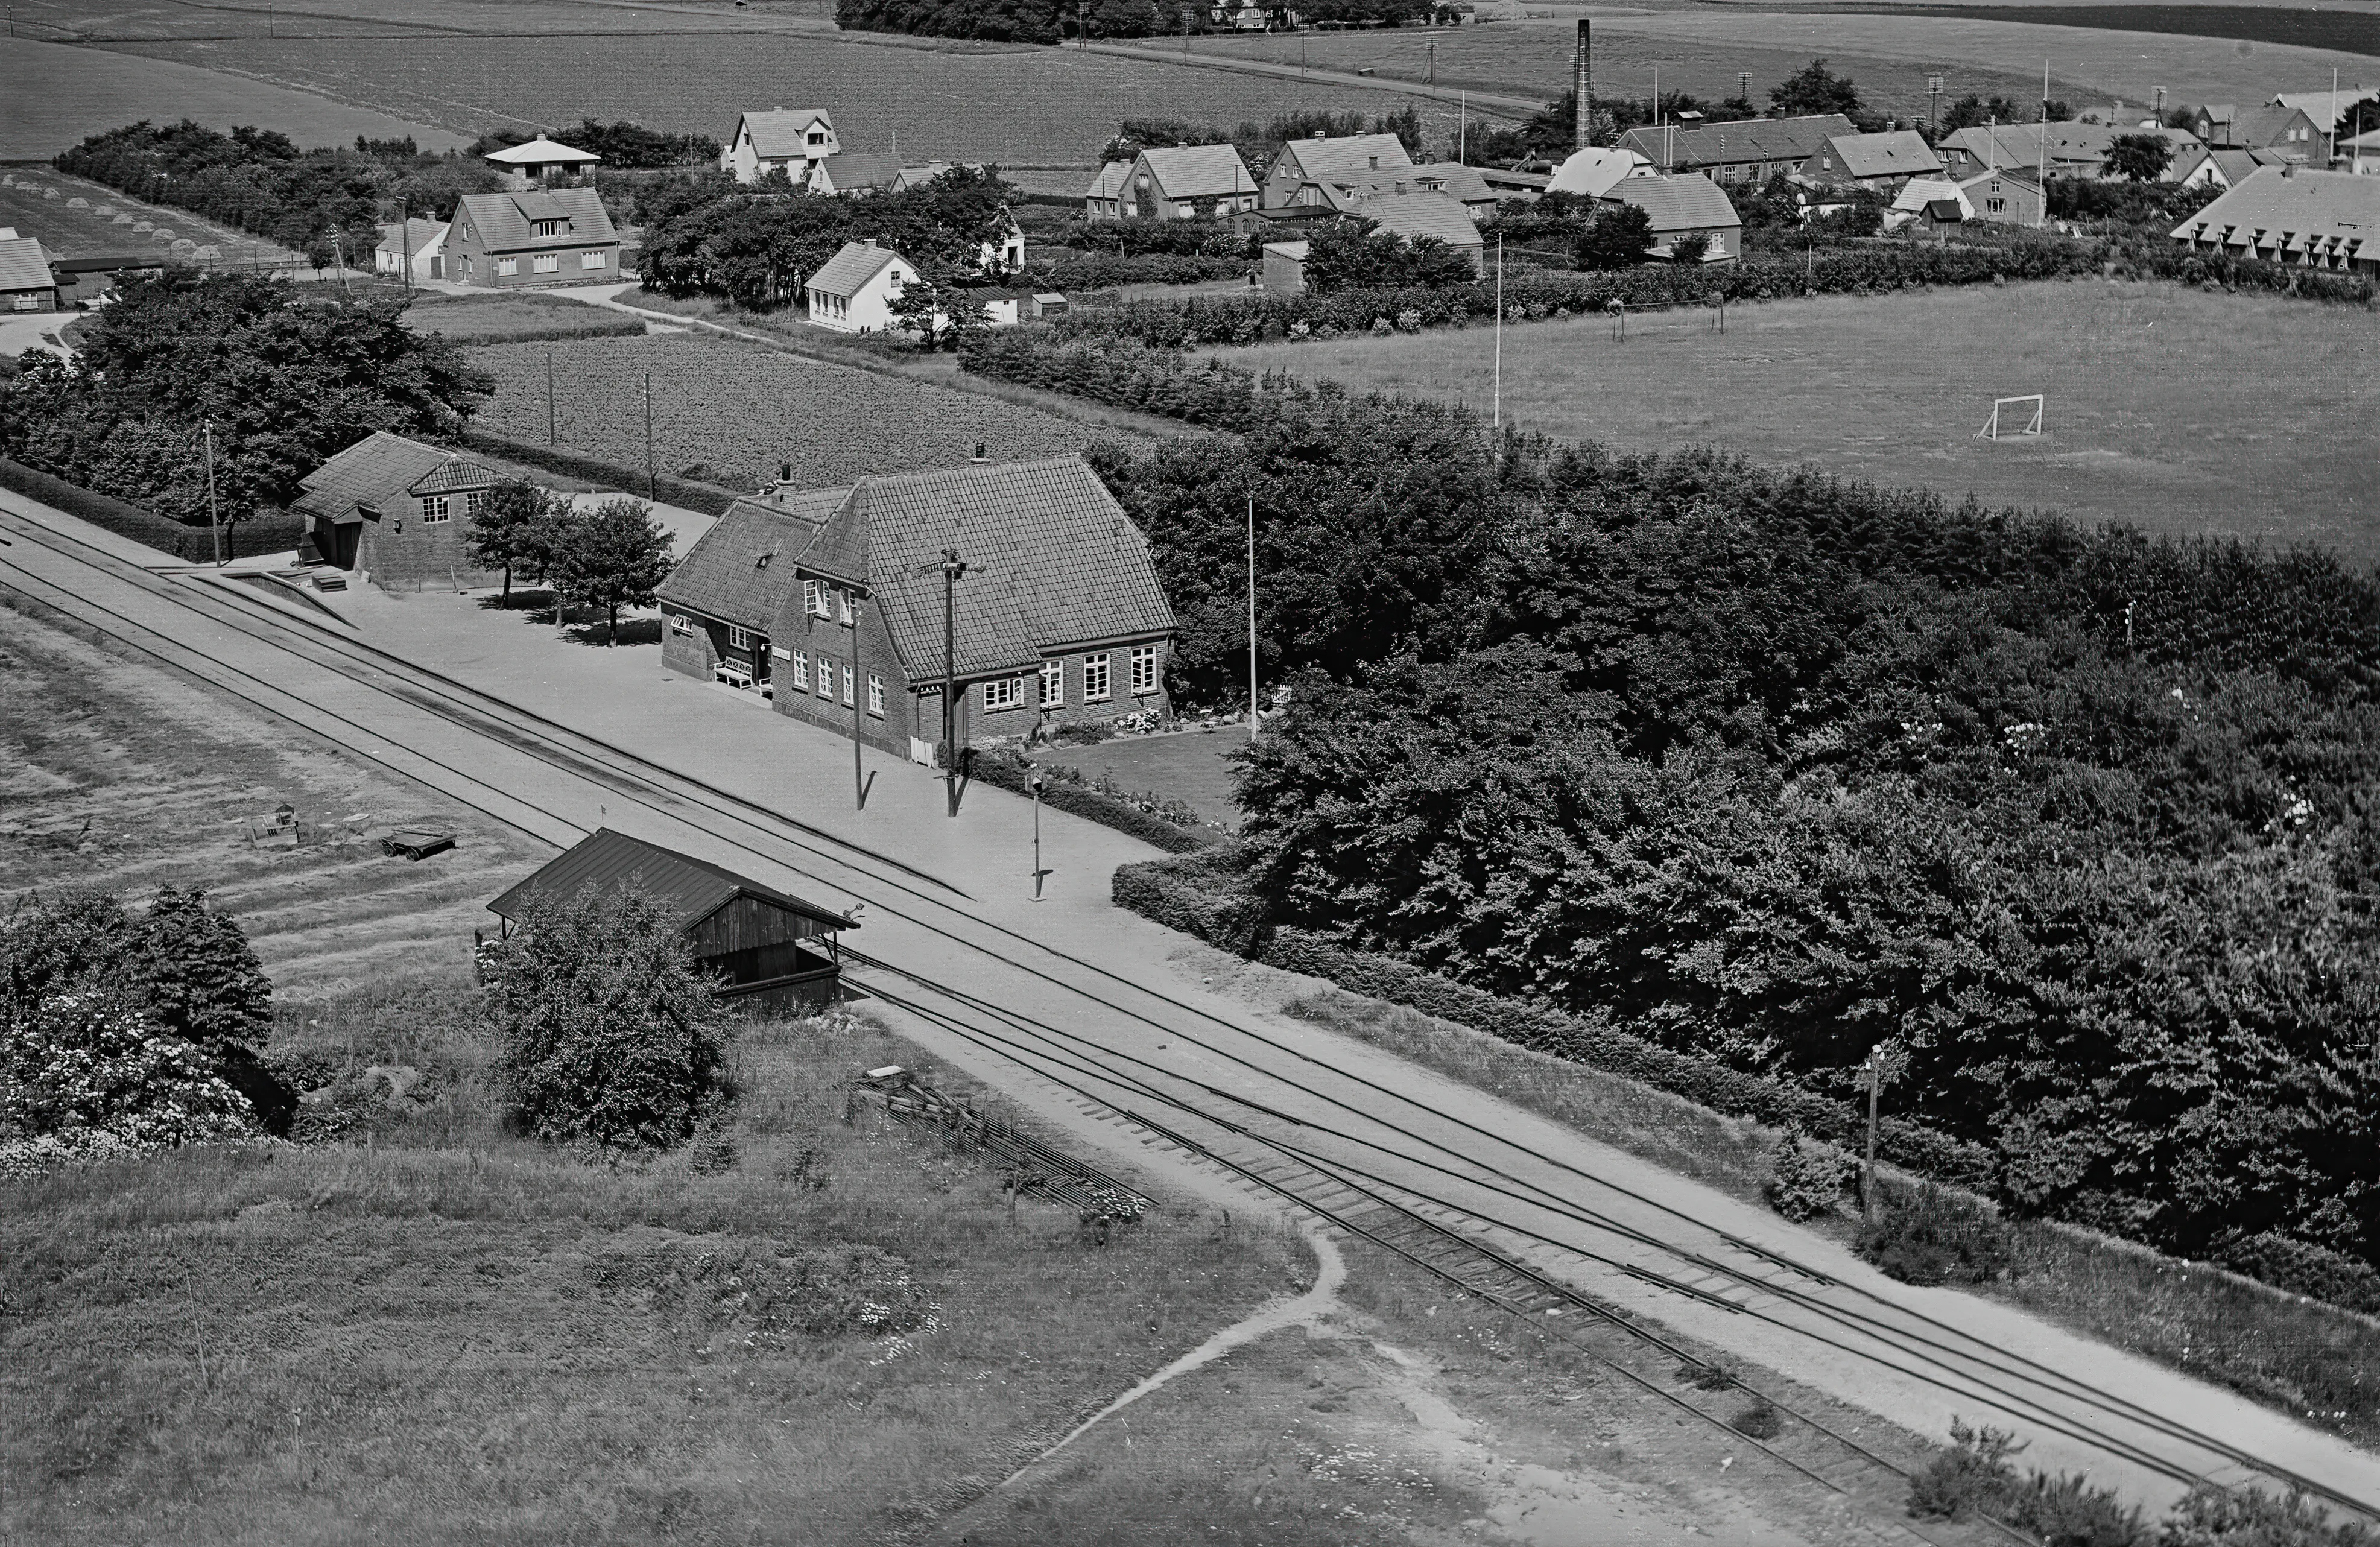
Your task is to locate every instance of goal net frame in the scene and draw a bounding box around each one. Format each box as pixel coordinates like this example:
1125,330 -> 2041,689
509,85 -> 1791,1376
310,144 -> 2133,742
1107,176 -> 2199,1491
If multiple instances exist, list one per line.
1975,394 -> 2044,440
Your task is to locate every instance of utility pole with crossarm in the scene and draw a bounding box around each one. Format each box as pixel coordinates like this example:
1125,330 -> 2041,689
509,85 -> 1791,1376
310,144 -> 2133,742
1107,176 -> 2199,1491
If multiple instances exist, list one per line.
942,548 -> 967,817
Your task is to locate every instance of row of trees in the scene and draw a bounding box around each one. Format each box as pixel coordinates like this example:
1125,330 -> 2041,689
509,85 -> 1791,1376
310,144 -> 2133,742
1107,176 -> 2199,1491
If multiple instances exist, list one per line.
469,120 -> 720,170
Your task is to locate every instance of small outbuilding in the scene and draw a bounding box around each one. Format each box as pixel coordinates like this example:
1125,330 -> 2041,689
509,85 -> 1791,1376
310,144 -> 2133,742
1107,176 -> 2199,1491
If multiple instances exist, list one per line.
483,135 -> 601,189
293,431 -> 504,587
487,828 -> 858,1013
0,232 -> 59,312
372,218 -> 449,282
1261,239 -> 1309,293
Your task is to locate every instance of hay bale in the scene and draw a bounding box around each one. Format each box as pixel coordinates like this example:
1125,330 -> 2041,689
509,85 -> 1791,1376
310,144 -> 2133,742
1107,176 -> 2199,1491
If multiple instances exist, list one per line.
170,238 -> 195,252
67,197 -> 88,208
195,245 -> 220,259
152,228 -> 177,241
113,213 -> 135,225
132,220 -> 153,231
42,188 -> 60,200
94,205 -> 113,217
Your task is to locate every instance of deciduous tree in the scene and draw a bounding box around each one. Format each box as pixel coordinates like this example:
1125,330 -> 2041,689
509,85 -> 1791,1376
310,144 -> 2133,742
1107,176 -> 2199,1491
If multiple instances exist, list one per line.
551,496 -> 673,645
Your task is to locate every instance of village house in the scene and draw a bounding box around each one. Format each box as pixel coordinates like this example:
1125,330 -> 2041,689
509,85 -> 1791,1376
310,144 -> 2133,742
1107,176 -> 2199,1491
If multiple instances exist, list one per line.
654,457 -> 1173,764
1956,166 -> 2045,226
803,239 -> 916,333
807,155 -> 954,195
1262,132 -> 1412,209
482,135 -> 600,189
1797,130 -> 1943,194
1885,177 -> 1973,234
2181,145 -> 2291,189
1115,144 -> 1261,220
372,218 -> 449,282
1615,113 -> 1853,185
1939,122 -> 2202,182
2190,103 -> 2324,161
1352,191 -> 1486,273
1270,161 -> 1501,224
1083,162 -> 1132,220
1548,145 -> 1656,200
489,829 -> 857,1013
444,188 -> 620,288
722,107 -> 840,185
0,230 -> 58,311
292,432 -> 504,589
1603,173 -> 1742,264
2170,165 -> 2379,274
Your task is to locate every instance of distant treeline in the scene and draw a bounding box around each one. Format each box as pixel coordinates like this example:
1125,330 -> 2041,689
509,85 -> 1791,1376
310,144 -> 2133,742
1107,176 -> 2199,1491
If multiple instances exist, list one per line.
836,0 -> 1432,44
470,119 -> 721,170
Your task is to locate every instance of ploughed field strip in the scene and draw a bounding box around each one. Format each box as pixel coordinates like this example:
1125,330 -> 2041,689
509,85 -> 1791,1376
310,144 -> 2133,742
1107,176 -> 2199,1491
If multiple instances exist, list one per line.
4,500 -> 2373,1534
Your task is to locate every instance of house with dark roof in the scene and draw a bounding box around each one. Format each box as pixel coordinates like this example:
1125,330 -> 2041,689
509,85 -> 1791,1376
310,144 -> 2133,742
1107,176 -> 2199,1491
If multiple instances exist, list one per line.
806,154 -> 955,198
723,107 -> 840,185
1270,160 -> 1501,226
741,457 -> 1175,762
2194,102 -> 2323,160
1939,122 -> 2203,183
2185,145 -> 2291,191
1617,114 -> 1854,186
445,188 -> 619,288
1957,166 -> 2045,226
1119,145 -> 1260,220
1603,174 -> 1742,264
1263,133 -> 1413,210
804,238 -> 917,333
1797,130 -> 1943,193
2170,166 -> 2379,274
291,432 -> 504,587
0,232 -> 57,312
1352,191 -> 1485,273
657,482 -> 851,689
488,828 -> 856,1013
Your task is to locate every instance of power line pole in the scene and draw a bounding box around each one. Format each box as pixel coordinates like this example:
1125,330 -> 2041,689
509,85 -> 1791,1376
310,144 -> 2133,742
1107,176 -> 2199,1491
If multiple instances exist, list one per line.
1245,491 -> 1258,741
1492,235 -> 1503,430
643,370 -> 656,499
203,419 -> 222,566
848,593 -> 867,810
941,548 -> 966,817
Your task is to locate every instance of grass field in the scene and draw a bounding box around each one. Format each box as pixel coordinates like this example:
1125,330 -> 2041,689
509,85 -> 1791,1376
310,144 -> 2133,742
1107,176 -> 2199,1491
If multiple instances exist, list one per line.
1211,278 -> 2380,568
403,292 -> 647,344
0,168 -> 296,266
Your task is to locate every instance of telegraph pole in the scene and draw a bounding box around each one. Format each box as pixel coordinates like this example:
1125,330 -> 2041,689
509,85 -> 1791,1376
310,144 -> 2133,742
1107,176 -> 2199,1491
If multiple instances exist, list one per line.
203,419 -> 222,566
1927,73 -> 1942,141
1858,1044 -> 1895,1222
643,371 -> 656,499
848,592 -> 867,810
941,548 -> 967,817
1492,236 -> 1504,429
1245,491 -> 1258,740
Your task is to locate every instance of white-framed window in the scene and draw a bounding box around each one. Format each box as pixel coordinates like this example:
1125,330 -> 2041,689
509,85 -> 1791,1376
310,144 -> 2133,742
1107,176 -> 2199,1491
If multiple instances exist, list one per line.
581,250 -> 607,269
670,613 -> 695,636
1987,198 -> 2006,214
464,488 -> 488,517
420,495 -> 451,523
12,295 -> 38,312
791,650 -> 808,689
1083,651 -> 1111,701
1130,645 -> 1158,695
803,580 -> 826,617
837,589 -> 857,626
984,677 -> 1022,711
867,674 -> 884,716
495,256 -> 519,276
726,624 -> 753,651
531,218 -> 565,238
841,664 -> 855,706
815,656 -> 835,699
1039,659 -> 1063,709
533,253 -> 560,274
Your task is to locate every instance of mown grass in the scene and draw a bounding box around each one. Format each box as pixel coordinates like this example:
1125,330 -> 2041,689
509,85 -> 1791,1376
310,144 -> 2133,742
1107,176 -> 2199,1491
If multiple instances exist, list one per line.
1285,989 -> 2380,1454
0,972 -> 1308,1545
401,294 -> 646,344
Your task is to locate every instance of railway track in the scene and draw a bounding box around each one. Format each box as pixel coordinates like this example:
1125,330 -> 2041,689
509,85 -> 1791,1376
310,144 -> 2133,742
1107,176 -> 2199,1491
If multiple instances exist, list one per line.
4,501 -> 2374,1536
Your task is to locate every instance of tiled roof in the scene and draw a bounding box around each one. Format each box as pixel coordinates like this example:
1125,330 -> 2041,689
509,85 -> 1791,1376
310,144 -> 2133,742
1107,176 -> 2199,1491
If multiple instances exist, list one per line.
814,152 -> 902,192
1607,172 -> 1741,233
1955,166 -> 2040,194
483,135 -> 600,166
2271,89 -> 2375,128
2208,146 -> 2288,185
409,455 -> 498,495
373,218 -> 448,258
1549,146 -> 1655,199
1407,162 -> 1498,204
1818,131 -> 1942,179
0,235 -> 53,292
2227,104 -> 2313,149
1277,133 -> 1413,182
657,490 -> 847,631
2170,167 -> 2380,255
736,109 -> 835,160
1355,191 -> 1483,248
1618,113 -> 1853,171
1138,144 -> 1257,201
292,432 -> 451,519
1085,162 -> 1132,200
487,828 -> 855,932
805,239 -> 904,298
794,457 -> 1174,684
453,186 -> 617,253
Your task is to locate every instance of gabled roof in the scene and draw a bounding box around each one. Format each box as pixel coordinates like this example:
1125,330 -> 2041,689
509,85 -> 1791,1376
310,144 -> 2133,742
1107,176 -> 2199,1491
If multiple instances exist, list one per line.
0,235 -> 53,292
487,828 -> 856,932
1355,191 -> 1483,248
373,218 -> 448,258
1275,133 -> 1413,182
1618,113 -> 1854,171
1891,177 -> 1972,219
1549,145 -> 1656,198
2226,103 -> 2315,149
483,135 -> 600,166
452,186 -> 618,252
657,487 -> 850,631
1954,165 -> 2040,193
1816,130 -> 1941,179
2170,167 -> 2380,252
793,457 -> 1174,684
2207,146 -> 2288,185
735,108 -> 835,160
1607,172 -> 1742,233
805,239 -> 905,298
291,432 -> 490,520
1086,162 -> 1132,200
812,152 -> 902,192
2272,88 -> 2376,128
1137,144 -> 1257,201
1406,162 -> 1498,204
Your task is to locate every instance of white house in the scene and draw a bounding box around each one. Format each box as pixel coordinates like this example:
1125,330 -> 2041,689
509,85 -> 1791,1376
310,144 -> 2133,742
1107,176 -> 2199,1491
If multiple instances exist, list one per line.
723,108 -> 840,185
483,136 -> 600,190
805,238 -> 915,333
1548,145 -> 1656,200
372,218 -> 449,281
977,214 -> 1024,274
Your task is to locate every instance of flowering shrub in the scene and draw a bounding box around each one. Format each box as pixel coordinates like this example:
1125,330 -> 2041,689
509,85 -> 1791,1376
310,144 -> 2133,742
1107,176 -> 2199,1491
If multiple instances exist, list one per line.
0,987 -> 250,1175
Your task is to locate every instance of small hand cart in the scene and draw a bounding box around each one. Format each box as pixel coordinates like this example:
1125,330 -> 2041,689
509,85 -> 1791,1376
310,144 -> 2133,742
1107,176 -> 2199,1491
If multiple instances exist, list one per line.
381,829 -> 457,861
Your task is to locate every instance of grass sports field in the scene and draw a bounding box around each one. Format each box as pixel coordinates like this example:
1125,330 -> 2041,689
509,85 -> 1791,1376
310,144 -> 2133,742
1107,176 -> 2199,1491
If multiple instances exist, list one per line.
1212,279 -> 2380,566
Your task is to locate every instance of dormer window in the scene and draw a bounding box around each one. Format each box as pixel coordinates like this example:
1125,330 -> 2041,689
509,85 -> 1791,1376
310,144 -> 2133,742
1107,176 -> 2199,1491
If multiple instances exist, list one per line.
531,218 -> 566,238
756,552 -> 773,570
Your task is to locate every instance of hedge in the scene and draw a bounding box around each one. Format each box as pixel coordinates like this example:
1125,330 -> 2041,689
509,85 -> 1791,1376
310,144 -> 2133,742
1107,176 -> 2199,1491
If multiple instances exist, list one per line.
1113,847 -> 1998,1188
0,457 -> 305,562
968,745 -> 1220,855
454,427 -> 744,516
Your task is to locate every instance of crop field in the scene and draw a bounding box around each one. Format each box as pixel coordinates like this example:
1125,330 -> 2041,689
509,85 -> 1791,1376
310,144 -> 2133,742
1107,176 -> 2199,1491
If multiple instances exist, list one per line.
469,333 -> 1136,490
0,167 -> 296,265
1797,5 -> 2380,54
1212,279 -> 2380,567
8,0 -> 778,42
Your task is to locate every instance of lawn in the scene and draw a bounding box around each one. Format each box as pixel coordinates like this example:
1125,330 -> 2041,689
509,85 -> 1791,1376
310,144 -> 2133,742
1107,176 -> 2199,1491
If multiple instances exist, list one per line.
404,292 -> 647,344
1211,279 -> 2380,568
1036,726 -> 1253,831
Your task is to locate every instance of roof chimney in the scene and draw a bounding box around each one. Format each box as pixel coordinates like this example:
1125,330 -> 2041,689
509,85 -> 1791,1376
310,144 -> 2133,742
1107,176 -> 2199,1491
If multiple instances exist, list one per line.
1574,20 -> 1595,153
970,441 -> 990,463
778,460 -> 793,484
1368,155 -> 1379,169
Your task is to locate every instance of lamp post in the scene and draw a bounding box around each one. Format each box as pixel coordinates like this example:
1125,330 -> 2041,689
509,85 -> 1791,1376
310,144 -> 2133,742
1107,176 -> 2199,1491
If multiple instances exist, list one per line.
1030,767 -> 1051,898
1857,1043 -> 1898,1222
941,548 -> 967,817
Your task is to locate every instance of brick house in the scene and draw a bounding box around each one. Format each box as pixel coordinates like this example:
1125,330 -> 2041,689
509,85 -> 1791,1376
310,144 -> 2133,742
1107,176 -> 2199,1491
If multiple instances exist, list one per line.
1797,130 -> 1943,194
2192,103 -> 2324,161
1616,114 -> 1853,185
1119,144 -> 1260,220
292,432 -> 504,589
445,188 -> 621,288
1957,166 -> 2045,226
1084,162 -> 1132,220
658,458 -> 1174,762
1262,133 -> 1412,210
1602,173 -> 1742,264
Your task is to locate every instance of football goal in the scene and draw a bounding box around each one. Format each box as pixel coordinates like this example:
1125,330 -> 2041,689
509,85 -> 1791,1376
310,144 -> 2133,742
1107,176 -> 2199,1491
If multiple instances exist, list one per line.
1975,394 -> 2044,440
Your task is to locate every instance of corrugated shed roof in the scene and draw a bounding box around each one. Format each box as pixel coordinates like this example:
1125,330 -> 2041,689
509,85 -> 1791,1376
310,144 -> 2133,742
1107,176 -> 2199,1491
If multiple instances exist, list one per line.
736,108 -> 835,160
484,135 -> 600,166
1820,131 -> 1942,179
2171,166 -> 2380,249
657,492 -> 847,630
1085,162 -> 1132,200
1277,133 -> 1413,182
1619,113 -> 1853,170
1608,173 -> 1742,233
486,828 -> 856,931
454,186 -> 617,252
1356,191 -> 1483,248
0,235 -> 53,293
794,457 -> 1174,685
1138,144 -> 1257,201
814,152 -> 902,192
805,239 -> 903,298
291,432 -> 456,520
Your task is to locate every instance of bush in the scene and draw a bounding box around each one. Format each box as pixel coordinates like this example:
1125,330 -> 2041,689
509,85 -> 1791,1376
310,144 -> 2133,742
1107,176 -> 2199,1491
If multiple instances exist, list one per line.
1765,1131 -> 1854,1221
1910,1420 -> 2147,1543
1907,1419 -> 2019,1520
1110,847 -> 1272,957
969,745 -> 1218,854
483,887 -> 737,1151
2161,1483 -> 2375,1547
1858,1181 -> 2014,1286
0,457 -> 305,562
0,984 -> 252,1177
1727,1397 -> 1783,1439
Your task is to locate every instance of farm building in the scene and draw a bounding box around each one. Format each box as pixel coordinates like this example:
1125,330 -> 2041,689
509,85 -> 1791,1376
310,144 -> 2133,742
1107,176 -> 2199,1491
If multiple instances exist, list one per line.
723,107 -> 840,185
1956,166 -> 2045,226
293,432 -> 504,589
487,829 -> 856,1014
1263,133 -> 1411,210
1797,131 -> 1942,194
446,188 -> 620,288
1353,191 -> 1486,274
0,232 -> 58,312
46,252 -> 161,309
1549,145 -> 1656,200
1603,174 -> 1742,264
696,457 -> 1177,763
372,218 -> 449,282
483,135 -> 600,189
659,481 -> 852,692
1116,145 -> 1260,220
1084,162 -> 1132,220
1262,239 -> 1310,293
804,239 -> 916,334
1616,113 -> 1853,185
2170,166 -> 2379,274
